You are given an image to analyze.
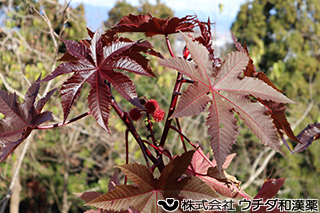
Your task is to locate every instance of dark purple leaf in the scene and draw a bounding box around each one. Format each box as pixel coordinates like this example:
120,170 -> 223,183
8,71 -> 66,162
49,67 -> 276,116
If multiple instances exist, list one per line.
63,39 -> 92,65
254,178 -> 285,200
0,75 -> 54,163
42,62 -> 86,82
87,73 -> 112,133
109,14 -> 196,37
43,30 -> 160,130
101,70 -> 141,109
75,191 -> 103,203
31,111 -> 53,126
292,123 -> 320,154
35,88 -> 58,112
60,71 -> 95,121
90,30 -> 103,66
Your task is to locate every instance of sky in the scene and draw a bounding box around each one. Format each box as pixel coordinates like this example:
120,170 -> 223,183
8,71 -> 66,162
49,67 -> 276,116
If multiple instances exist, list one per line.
67,0 -> 248,48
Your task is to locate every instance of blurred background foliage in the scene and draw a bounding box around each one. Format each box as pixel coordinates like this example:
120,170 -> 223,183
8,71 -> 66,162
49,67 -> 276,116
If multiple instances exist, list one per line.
0,0 -> 319,212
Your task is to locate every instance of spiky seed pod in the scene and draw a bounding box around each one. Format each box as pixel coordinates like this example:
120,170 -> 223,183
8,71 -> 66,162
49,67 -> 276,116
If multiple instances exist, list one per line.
129,108 -> 142,121
152,108 -> 165,122
145,99 -> 159,114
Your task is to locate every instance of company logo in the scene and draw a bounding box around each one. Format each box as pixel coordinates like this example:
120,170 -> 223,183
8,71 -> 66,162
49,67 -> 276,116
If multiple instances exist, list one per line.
157,198 -> 179,212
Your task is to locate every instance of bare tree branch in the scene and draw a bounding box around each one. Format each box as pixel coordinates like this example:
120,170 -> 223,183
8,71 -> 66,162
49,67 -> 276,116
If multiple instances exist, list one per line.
0,71 -> 25,99
242,148 -> 274,189
292,100 -> 314,130
0,134 -> 33,213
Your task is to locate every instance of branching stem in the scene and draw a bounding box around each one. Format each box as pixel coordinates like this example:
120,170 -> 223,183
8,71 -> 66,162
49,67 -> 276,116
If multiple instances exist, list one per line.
142,140 -> 172,160
168,125 -> 216,168
179,78 -> 194,84
159,35 -> 184,148
165,34 -> 175,58
35,111 -> 91,129
175,118 -> 187,152
146,114 -> 158,147
125,129 -> 129,184
111,99 -> 154,170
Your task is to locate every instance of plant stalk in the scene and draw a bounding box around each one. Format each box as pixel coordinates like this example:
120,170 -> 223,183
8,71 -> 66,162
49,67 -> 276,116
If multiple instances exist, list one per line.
111,98 -> 158,170
35,111 -> 91,130
159,35 -> 184,148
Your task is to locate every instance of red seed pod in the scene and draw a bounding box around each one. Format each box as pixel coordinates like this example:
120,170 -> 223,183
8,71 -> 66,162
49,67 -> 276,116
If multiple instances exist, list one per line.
129,108 -> 142,121
152,108 -> 165,122
145,99 -> 159,114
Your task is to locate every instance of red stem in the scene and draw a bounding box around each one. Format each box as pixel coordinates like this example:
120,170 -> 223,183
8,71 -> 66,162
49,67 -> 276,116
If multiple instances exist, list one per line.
146,113 -> 157,147
168,125 -> 216,168
175,118 -> 187,152
125,129 -> 129,184
111,99 -> 155,169
231,183 -> 251,200
35,111 -> 90,129
165,34 -> 175,58
159,35 -> 184,148
141,140 -> 172,160
145,113 -> 164,167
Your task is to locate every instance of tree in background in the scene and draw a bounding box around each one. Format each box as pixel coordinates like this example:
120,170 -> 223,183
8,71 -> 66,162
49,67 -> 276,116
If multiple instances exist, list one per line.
106,0 -> 174,24
0,1 -> 119,212
231,0 -> 320,198
106,0 -> 138,24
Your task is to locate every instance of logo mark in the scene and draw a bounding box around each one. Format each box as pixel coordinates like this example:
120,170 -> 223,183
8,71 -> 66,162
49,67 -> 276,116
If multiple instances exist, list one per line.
157,198 -> 179,212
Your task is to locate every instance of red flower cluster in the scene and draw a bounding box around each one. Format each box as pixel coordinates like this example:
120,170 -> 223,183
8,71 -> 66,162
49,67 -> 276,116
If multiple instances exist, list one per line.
129,99 -> 165,122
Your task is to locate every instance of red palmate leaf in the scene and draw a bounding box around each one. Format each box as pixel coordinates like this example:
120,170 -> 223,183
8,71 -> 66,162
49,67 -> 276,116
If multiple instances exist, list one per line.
76,171 -> 136,213
160,33 -> 294,170
109,13 -> 196,37
43,30 -> 159,132
231,31 -> 299,144
0,75 -> 56,163
251,178 -> 286,213
87,74 -> 112,133
186,147 -> 250,199
85,151 -> 218,212
291,123 -> 320,154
